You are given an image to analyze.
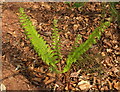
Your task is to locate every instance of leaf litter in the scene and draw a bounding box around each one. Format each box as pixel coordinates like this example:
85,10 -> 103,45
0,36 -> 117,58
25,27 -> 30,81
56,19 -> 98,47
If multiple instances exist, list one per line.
2,2 -> 120,91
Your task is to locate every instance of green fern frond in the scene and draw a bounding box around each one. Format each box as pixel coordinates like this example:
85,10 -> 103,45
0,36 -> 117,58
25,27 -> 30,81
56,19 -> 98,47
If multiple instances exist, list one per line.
19,8 -> 59,72
62,21 -> 110,73
51,19 -> 62,64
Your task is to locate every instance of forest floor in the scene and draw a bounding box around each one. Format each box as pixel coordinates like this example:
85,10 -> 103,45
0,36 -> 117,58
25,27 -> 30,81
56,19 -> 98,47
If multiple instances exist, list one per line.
1,2 -> 120,91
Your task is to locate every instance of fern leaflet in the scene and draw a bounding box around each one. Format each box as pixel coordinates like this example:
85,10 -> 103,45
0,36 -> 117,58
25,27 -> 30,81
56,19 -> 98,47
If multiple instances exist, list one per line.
51,19 -> 62,64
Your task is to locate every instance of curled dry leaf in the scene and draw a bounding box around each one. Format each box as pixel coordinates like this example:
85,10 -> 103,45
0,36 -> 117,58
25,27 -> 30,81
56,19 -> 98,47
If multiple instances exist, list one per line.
70,69 -> 81,78
43,77 -> 49,83
73,24 -> 80,31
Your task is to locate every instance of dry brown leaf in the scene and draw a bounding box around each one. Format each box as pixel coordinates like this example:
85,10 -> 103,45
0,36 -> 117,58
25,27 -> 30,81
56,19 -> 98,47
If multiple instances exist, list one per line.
70,70 -> 81,78
101,52 -> 106,56
69,85 -> 76,90
114,81 -> 120,90
56,81 -> 64,87
41,2 -> 51,10
78,80 -> 91,90
45,78 -> 55,85
0,84 -> 6,91
43,77 -> 49,83
47,73 -> 55,77
32,4 -> 39,9
73,24 -> 80,31
30,19 -> 38,26
24,47 -> 30,52
65,83 -> 69,90
76,16 -> 83,21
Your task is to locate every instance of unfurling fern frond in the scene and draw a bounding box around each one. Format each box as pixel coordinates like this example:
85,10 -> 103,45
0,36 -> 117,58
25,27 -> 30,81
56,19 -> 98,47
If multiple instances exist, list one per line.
62,22 -> 110,73
19,8 -> 59,72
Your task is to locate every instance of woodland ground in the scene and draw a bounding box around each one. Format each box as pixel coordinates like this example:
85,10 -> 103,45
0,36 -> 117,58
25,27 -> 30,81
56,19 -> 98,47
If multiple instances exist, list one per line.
1,2 -> 120,91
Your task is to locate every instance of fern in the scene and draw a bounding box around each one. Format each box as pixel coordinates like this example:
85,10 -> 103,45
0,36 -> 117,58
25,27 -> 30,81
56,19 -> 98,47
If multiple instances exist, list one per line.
19,7 -> 110,73
19,8 -> 59,72
62,22 -> 110,73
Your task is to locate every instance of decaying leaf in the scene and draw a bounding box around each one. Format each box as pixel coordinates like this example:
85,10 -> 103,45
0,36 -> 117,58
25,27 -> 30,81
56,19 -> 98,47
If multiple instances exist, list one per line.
78,80 -> 91,90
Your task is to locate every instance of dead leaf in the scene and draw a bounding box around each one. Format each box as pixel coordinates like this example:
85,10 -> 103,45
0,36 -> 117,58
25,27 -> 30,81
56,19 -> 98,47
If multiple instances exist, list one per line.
70,70 -> 81,78
47,73 -> 55,77
78,80 -> 91,90
41,2 -> 51,10
32,4 -> 39,9
106,49 -> 113,53
113,81 -> 120,90
45,78 -> 55,85
30,19 -> 38,26
65,83 -> 69,90
0,84 -> 6,91
24,47 -> 30,52
76,16 -> 83,21
56,81 -> 64,87
73,24 -> 80,31
101,52 -> 106,56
